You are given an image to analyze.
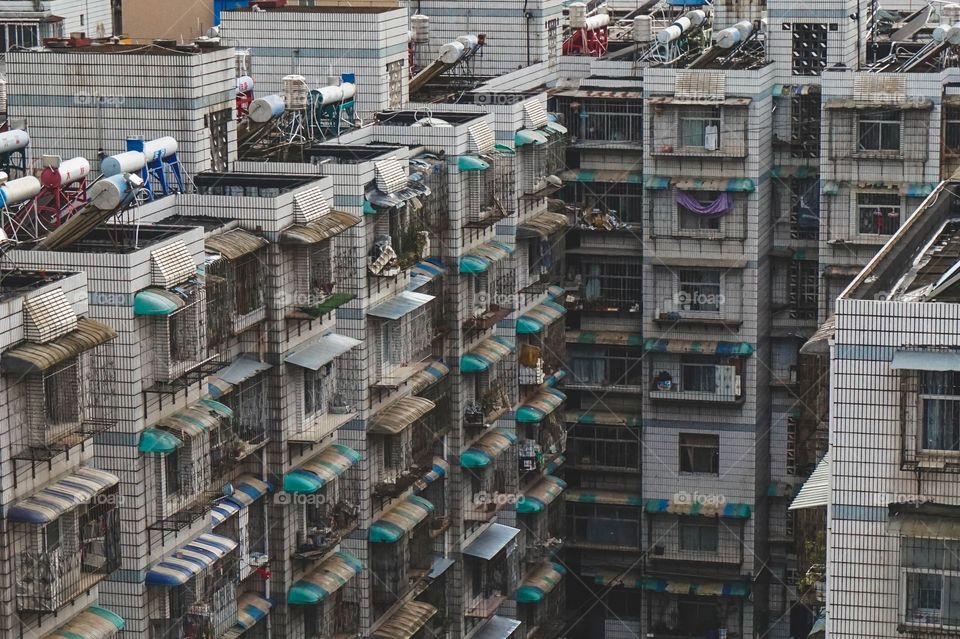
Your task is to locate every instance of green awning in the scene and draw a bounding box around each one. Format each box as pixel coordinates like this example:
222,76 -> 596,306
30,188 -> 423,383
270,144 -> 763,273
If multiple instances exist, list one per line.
567,330 -> 642,346
48,605 -> 125,639
559,169 -> 643,184
461,336 -> 515,373
134,288 -> 186,316
516,388 -> 566,423
458,155 -> 490,172
543,121 -> 568,135
516,562 -> 566,603
369,495 -> 435,543
675,177 -> 756,193
198,398 -> 233,418
592,572 -> 749,597
363,200 -> 377,215
771,165 -> 814,179
517,475 -> 566,514
515,129 -> 549,146
823,181 -> 840,196
461,428 -> 517,468
138,428 -> 183,454
566,490 -> 643,506
459,241 -> 514,274
517,301 -> 567,334
644,497 -> 752,519
643,339 -> 754,356
644,175 -> 670,190
566,411 -> 642,427
283,443 -> 361,494
288,550 -> 362,605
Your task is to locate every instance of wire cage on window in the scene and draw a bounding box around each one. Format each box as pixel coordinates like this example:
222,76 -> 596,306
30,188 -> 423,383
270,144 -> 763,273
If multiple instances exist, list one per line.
552,96 -> 644,144
223,373 -> 268,445
155,284 -> 206,383
205,252 -> 266,344
465,150 -> 515,225
304,590 -> 360,639
155,433 -> 212,521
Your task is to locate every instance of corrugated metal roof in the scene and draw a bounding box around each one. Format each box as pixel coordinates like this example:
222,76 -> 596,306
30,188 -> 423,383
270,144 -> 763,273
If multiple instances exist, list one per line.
368,396 -> 437,435
374,158 -> 408,194
523,99 -> 549,129
206,229 -> 268,260
367,291 -> 435,320
214,355 -> 272,385
2,317 -> 117,375
280,210 -> 360,244
518,211 -> 569,239
285,333 -> 361,371
800,316 -> 836,357
473,616 -> 522,639
372,601 -> 437,639
293,187 -> 330,223
790,453 -> 830,511
675,70 -> 725,101
823,98 -> 932,110
151,241 -> 196,288
648,95 -> 751,106
468,121 -> 495,154
23,287 -> 77,343
463,523 -> 520,560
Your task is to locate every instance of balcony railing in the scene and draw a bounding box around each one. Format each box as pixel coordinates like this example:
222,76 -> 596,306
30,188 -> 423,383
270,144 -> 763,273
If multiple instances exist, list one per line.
293,502 -> 360,561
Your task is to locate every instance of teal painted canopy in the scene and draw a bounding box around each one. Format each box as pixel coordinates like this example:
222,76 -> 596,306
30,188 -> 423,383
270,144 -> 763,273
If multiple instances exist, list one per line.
369,495 -> 435,543
139,428 -> 183,454
516,388 -> 567,423
461,336 -> 515,373
133,288 -> 185,316
515,129 -> 549,146
458,155 -> 490,171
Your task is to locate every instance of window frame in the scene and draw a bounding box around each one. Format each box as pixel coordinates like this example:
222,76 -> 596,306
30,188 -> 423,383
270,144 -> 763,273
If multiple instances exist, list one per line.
679,432 -> 720,475
678,519 -> 720,552
857,109 -> 903,153
678,107 -> 722,150
677,191 -> 723,234
856,191 -> 903,236
676,268 -> 723,313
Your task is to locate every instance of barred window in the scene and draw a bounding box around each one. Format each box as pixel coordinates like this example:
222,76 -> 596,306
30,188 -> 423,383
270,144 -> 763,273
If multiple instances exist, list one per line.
857,192 -> 902,235
679,433 -> 719,474
568,424 -> 640,470
858,109 -> 901,152
679,519 -> 719,551
919,371 -> 960,451
679,107 -> 721,149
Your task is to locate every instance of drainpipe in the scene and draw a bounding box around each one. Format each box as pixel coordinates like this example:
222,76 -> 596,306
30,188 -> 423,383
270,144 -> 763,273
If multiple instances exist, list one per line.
524,1 -> 532,67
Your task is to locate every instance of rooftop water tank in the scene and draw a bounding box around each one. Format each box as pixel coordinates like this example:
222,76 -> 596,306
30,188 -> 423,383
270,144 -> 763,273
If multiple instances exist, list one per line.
101,151 -> 146,177
439,40 -> 466,64
283,75 -> 309,110
585,13 -> 610,31
0,130 -> 30,155
141,137 -> 178,162
236,76 -> 254,93
41,157 -> 90,188
0,176 -> 41,207
412,14 -> 430,43
657,16 -> 692,43
249,94 -> 285,123
89,174 -> 133,210
633,16 -> 653,42
569,3 -> 588,28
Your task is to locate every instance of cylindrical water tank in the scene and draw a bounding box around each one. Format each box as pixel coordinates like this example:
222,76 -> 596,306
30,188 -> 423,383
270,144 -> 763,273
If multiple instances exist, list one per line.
733,20 -> 754,39
101,151 -> 146,177
944,4 -> 960,25
0,176 -> 41,207
934,23 -> 951,41
439,40 -> 466,64
41,157 -> 90,188
657,25 -> 684,44
412,14 -> 430,43
569,2 -> 587,28
457,34 -> 479,48
585,13 -> 610,31
89,174 -> 133,210
633,16 -> 653,42
687,10 -> 707,27
236,76 -> 254,93
0,130 -> 29,155
141,137 -> 178,161
948,22 -> 960,44
713,26 -> 743,48
283,74 -> 309,110
249,94 -> 285,123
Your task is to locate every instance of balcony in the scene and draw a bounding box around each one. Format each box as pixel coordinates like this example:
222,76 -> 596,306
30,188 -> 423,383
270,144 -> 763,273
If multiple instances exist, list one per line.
293,502 -> 360,561
463,304 -> 513,334
465,592 -> 508,619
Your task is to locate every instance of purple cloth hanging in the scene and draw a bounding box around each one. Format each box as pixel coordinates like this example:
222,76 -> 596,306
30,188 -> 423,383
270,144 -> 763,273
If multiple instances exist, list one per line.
676,190 -> 733,217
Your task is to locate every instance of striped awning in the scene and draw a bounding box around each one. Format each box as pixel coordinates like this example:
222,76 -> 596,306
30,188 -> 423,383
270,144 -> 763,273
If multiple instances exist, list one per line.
643,339 -> 754,356
547,285 -> 565,299
459,241 -> 514,274
414,457 -> 450,492
461,336 -> 515,373
517,475 -> 567,514
568,330 -> 642,346
566,490 -> 643,507
283,443 -> 361,494
368,396 -> 437,435
517,301 -> 567,334
518,212 -> 569,239
372,600 -> 438,639
207,376 -> 233,398
145,533 -> 238,586
461,428 -> 517,469
157,400 -> 225,438
370,495 -> 435,543
8,467 -> 120,525
644,175 -> 670,190
288,550 -> 363,604
645,497 -> 752,519
410,361 -> 450,395
1,318 -> 117,375
516,388 -> 566,423
48,606 -> 125,639
559,169 -> 643,184
591,572 -> 749,596
229,592 -> 273,632
566,411 -> 642,428
139,427 -> 184,454
205,229 -> 267,260
133,288 -> 187,316
408,259 -> 446,290
279,211 -> 361,244
211,476 -> 272,526
516,562 -> 566,603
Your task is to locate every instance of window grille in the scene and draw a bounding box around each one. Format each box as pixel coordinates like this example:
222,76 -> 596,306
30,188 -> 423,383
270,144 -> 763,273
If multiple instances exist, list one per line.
553,96 -> 644,143
858,109 -> 902,152
792,24 -> 828,76
857,192 -> 902,235
790,94 -> 821,157
679,433 -> 720,474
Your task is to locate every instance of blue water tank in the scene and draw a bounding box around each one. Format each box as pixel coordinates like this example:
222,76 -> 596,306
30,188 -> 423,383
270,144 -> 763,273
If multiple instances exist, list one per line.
214,0 -> 251,26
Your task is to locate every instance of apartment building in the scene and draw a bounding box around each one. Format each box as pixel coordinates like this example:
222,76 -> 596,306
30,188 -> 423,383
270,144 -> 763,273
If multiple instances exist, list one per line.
0,0 -> 112,54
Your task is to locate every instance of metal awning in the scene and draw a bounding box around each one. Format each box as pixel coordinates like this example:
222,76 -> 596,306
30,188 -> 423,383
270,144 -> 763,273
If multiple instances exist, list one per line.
145,533 -> 238,586
643,339 -> 754,356
473,616 -> 522,639
211,475 -> 271,526
214,355 -> 272,385
7,467 -> 120,525
642,578 -> 749,597
645,497 -> 752,519
133,288 -> 187,316
559,169 -> 642,184
413,457 -> 450,492
516,388 -> 566,423
408,259 -> 446,291
409,361 -> 450,394
891,350 -> 960,372
368,396 -> 437,435
285,333 -> 361,370
516,563 -> 566,603
287,550 -> 362,605
464,523 -> 520,560
674,177 -> 756,192
459,155 -> 490,172
461,336 -> 515,373
151,240 -> 197,288
365,178 -> 430,209
283,443 -> 361,494
369,495 -> 435,543
648,95 -> 751,106
790,453 -> 830,511
229,592 -> 274,633
566,490 -> 643,507
461,428 -> 517,469
459,241 -> 515,274
48,606 -> 125,639
517,301 -> 566,334
139,428 -> 184,455
515,129 -> 549,147
518,211 -> 569,239
279,210 -> 361,244
205,229 -> 268,260
372,601 -> 437,639
429,556 -> 455,579
1,317 -> 117,375
653,256 -> 748,269
800,316 -> 836,357
823,98 -> 932,110
517,475 -> 566,514
157,397 -> 229,438
567,330 -> 642,346
565,411 -> 642,427
367,291 -> 435,320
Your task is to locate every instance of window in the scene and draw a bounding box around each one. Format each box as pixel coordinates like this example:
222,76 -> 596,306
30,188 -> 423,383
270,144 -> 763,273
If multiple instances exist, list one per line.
789,260 -> 819,320
234,254 -> 263,315
678,192 -> 722,232
578,258 -> 643,308
677,599 -> 722,634
679,433 -> 719,474
792,24 -> 828,76
679,107 -> 721,149
566,181 -> 643,225
790,94 -> 821,158
303,366 -> 330,416
569,503 -> 641,548
570,346 -> 644,387
553,96 -> 643,143
858,109 -> 901,152
857,192 -> 902,235
568,424 -> 640,470
679,520 -> 719,551
681,360 -> 716,392
789,177 -> 820,238
164,448 -> 182,497
920,371 -> 960,451
678,269 -> 722,312
946,108 -> 960,156
902,537 -> 960,628
0,23 -> 40,52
